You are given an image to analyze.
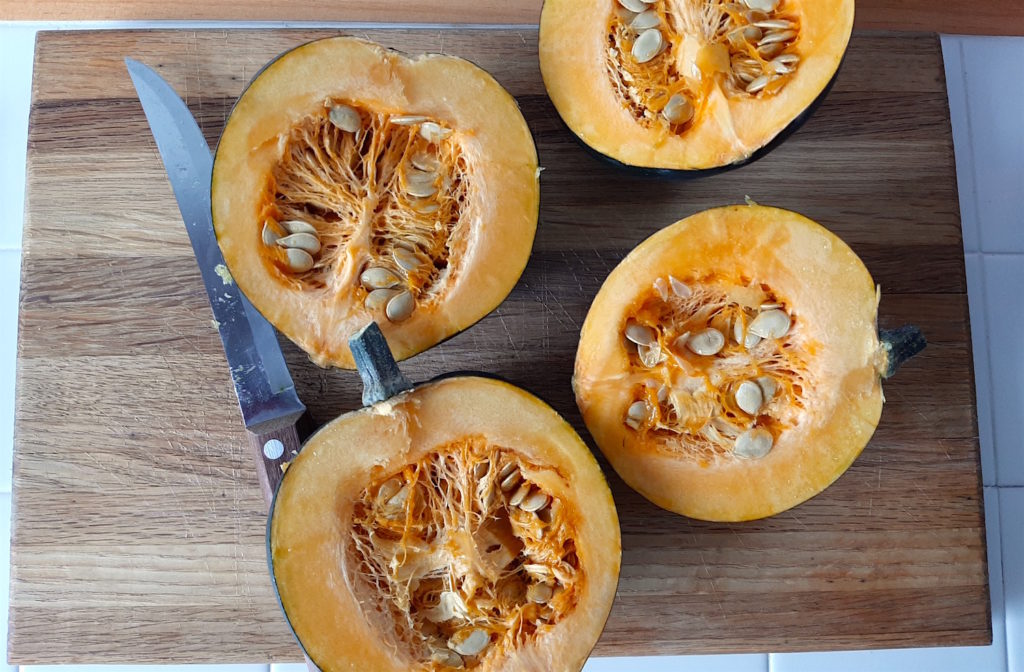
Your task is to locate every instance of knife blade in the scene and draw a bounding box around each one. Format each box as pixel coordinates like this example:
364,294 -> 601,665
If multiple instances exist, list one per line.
126,57 -> 306,504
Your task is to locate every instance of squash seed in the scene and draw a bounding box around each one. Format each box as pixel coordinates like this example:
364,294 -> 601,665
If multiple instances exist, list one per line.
631,28 -> 664,64
499,469 -> 522,492
686,328 -> 726,356
360,267 -> 401,290
385,290 -> 415,322
376,476 -> 403,504
449,628 -> 489,657
420,121 -> 452,144
662,94 -> 694,125
760,302 -> 782,310
734,427 -> 773,459
624,320 -> 655,346
735,380 -> 764,415
276,232 -> 321,254
669,275 -> 692,298
626,400 -> 649,430
390,114 -> 429,125
756,375 -> 778,400
638,341 -> 663,368
365,287 -> 400,311
760,29 -> 797,46
410,199 -> 440,215
394,246 -> 424,273
520,491 -> 551,513
630,9 -> 660,31
732,313 -> 745,344
754,19 -> 794,29
510,482 -> 532,507
618,0 -> 649,13
412,150 -> 440,172
328,104 -> 361,133
406,181 -> 438,199
745,75 -> 771,93
748,308 -> 791,338
527,582 -> 554,604
281,219 -> 317,235
284,248 -> 314,273
757,42 -> 785,59
430,647 -> 465,668
744,330 -> 763,349
741,0 -> 778,11
261,222 -> 280,246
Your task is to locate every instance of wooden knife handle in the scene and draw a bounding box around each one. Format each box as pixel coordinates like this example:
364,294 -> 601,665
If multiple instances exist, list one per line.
246,421 -> 303,506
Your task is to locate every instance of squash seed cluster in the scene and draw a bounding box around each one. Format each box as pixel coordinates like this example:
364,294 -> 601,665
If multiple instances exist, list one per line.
606,0 -> 802,131
348,439 -> 581,670
621,274 -> 809,462
262,100 -> 469,325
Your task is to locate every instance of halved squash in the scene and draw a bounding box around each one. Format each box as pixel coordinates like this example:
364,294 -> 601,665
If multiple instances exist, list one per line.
212,37 -> 539,368
573,204 -> 924,521
270,324 -> 620,671
539,0 -> 854,171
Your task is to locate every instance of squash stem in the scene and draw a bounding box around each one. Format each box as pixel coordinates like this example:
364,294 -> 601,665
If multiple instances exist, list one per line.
349,322 -> 413,406
879,325 -> 926,378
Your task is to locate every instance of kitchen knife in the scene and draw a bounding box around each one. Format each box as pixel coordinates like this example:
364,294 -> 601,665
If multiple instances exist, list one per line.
126,58 -> 307,505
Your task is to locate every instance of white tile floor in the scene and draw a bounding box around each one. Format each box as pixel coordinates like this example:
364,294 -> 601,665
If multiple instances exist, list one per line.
0,25 -> 1020,672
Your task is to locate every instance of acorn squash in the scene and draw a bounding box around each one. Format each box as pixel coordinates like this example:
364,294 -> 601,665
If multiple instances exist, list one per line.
573,204 -> 925,521
539,0 -> 854,171
212,37 -> 539,368
270,324 -> 620,671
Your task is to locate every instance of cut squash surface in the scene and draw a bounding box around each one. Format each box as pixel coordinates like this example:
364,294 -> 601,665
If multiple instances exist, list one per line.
213,37 -> 539,367
540,0 -> 854,170
574,204 -> 922,521
270,375 -> 620,671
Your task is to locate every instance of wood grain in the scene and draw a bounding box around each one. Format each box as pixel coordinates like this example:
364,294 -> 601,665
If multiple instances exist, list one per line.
10,29 -> 988,664
2,0 -> 1024,35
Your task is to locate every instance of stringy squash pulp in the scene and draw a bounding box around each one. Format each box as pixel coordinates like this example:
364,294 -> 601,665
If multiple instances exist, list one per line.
539,0 -> 854,170
212,37 -> 539,367
573,205 -> 912,521
270,377 -> 620,671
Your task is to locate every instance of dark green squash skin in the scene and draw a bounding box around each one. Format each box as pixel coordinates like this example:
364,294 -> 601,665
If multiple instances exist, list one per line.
568,61 -> 843,179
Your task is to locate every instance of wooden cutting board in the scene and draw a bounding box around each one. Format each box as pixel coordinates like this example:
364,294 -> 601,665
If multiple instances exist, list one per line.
2,0 -> 1023,36
11,29 -> 988,664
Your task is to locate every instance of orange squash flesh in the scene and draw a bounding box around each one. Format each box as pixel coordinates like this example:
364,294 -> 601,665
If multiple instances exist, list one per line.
539,0 -> 854,170
213,37 -> 539,368
270,376 -> 621,671
573,204 -> 904,521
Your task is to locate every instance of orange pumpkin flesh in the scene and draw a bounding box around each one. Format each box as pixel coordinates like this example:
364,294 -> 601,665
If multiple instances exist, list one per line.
574,204 -> 922,521
212,37 -> 539,368
539,0 -> 854,170
270,375 -> 620,671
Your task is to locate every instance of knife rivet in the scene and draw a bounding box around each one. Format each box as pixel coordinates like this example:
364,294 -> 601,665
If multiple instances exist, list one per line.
263,439 -> 285,460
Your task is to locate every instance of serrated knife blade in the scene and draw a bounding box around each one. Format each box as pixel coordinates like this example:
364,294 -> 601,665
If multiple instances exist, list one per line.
126,57 -> 305,503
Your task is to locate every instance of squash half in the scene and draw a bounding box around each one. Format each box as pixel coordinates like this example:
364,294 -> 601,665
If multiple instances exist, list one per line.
539,0 -> 854,171
573,205 -> 924,521
270,327 -> 620,671
213,37 -> 539,367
